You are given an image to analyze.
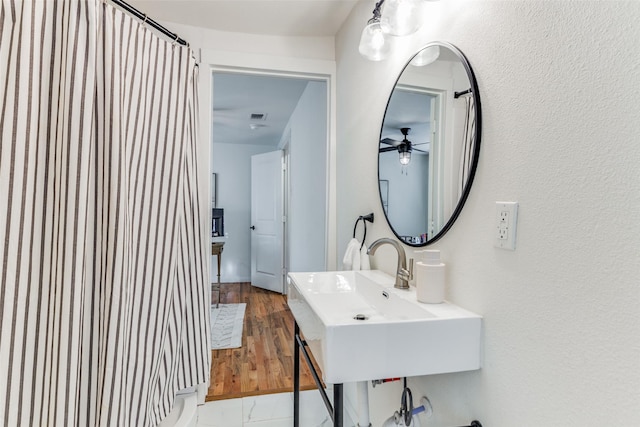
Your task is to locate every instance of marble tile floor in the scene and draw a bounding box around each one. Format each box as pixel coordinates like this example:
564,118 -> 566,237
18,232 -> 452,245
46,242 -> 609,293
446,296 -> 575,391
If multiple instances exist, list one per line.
196,389 -> 333,427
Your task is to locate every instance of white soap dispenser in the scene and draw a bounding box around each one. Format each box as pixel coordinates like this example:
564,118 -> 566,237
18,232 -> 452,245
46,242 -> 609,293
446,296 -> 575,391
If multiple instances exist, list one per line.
415,250 -> 446,304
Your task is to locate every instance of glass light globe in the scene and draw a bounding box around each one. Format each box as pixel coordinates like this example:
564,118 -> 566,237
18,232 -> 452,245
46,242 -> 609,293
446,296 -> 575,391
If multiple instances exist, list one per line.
410,45 -> 440,66
358,21 -> 391,61
399,150 -> 411,165
380,0 -> 423,36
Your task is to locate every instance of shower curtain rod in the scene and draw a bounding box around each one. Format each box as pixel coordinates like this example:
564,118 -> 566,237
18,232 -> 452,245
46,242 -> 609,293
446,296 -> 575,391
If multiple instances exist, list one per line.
454,88 -> 472,99
109,0 -> 189,46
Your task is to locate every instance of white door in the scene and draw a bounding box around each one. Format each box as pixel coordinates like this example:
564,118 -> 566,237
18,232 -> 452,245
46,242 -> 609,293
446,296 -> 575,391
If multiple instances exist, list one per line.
250,150 -> 285,293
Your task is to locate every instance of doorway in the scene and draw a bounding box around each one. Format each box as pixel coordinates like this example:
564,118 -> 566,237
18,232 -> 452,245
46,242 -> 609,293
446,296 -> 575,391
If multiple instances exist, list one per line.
210,70 -> 328,289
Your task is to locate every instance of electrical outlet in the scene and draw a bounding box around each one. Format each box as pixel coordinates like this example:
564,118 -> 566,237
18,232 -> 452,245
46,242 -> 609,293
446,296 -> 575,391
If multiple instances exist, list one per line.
495,201 -> 518,250
498,227 -> 508,240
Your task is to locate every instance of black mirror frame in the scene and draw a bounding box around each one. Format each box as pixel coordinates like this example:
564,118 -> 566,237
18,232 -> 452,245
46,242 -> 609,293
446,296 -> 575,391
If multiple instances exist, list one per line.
377,41 -> 482,247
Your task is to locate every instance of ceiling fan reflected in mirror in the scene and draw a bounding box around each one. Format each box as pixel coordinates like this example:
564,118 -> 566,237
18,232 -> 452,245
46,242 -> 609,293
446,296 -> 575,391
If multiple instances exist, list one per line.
379,127 -> 429,165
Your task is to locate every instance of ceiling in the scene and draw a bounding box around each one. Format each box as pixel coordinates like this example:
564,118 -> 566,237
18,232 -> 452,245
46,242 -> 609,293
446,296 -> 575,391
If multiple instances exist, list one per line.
382,90 -> 433,145
123,0 -> 356,148
212,73 -> 311,147
126,0 -> 359,37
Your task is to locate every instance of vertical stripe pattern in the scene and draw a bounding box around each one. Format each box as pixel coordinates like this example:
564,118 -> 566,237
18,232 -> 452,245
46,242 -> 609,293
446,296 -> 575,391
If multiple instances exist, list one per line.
0,1 -> 210,426
459,96 -> 476,195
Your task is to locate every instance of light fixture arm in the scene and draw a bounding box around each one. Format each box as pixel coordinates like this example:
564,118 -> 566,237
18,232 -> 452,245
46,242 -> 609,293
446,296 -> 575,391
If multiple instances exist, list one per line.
369,0 -> 385,23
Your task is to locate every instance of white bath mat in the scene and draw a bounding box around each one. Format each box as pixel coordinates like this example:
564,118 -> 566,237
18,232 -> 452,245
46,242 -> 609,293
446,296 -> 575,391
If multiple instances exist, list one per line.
210,303 -> 246,350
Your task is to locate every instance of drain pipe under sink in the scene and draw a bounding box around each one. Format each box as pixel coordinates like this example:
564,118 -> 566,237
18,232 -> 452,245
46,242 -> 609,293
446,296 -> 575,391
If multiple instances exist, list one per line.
357,381 -> 371,427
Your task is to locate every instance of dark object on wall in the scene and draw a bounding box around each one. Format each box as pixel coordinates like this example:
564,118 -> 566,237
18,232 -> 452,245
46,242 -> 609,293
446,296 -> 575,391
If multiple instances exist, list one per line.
212,208 -> 224,237
352,212 -> 375,250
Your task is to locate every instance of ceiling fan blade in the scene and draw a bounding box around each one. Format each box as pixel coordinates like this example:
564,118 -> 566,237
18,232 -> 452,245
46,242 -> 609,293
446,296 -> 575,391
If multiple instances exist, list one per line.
413,148 -> 429,153
379,147 -> 397,153
412,142 -> 430,146
380,138 -> 401,146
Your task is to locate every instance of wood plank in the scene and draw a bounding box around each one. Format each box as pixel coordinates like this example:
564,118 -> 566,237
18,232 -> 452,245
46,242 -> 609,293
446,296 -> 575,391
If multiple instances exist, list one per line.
206,282 -> 323,401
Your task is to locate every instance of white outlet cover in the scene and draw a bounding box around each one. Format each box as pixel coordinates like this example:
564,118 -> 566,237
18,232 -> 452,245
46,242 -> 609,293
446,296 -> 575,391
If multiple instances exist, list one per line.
495,201 -> 518,250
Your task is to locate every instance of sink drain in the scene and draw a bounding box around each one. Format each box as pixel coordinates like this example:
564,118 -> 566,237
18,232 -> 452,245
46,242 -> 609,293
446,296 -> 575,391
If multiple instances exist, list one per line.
353,314 -> 368,321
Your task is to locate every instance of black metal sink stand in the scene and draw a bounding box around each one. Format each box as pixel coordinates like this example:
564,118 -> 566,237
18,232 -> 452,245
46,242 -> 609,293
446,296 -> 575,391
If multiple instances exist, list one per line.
294,321 -> 343,427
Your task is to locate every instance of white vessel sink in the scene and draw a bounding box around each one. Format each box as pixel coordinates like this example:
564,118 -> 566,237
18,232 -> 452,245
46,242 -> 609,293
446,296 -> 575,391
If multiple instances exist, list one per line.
287,270 -> 482,383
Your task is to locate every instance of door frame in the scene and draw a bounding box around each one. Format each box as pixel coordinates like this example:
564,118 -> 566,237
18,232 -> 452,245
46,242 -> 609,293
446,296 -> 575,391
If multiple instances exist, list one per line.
281,134 -> 291,281
202,51 -> 336,282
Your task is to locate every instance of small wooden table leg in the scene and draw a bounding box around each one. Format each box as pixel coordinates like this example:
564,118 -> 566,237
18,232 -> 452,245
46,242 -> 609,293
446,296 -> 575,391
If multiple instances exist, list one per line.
211,242 -> 224,308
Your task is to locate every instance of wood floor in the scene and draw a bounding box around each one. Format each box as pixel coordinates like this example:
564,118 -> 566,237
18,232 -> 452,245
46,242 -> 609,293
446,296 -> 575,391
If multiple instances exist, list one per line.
206,282 -> 322,401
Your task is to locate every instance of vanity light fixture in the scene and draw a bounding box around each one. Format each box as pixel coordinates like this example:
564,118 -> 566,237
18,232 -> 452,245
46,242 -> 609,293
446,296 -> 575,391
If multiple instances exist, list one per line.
410,44 -> 440,66
359,0 -> 433,61
379,0 -> 424,36
358,1 -> 390,61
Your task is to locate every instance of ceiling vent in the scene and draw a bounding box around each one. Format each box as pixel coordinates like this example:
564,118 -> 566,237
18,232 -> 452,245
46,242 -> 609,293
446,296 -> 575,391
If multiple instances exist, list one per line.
250,113 -> 267,121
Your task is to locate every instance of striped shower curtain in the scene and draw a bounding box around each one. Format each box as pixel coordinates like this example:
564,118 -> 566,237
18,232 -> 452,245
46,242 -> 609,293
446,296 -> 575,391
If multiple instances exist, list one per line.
458,96 -> 476,196
0,1 -> 210,426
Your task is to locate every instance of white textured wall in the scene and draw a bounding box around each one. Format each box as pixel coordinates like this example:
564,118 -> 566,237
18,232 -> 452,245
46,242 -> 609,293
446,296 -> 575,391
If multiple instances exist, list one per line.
336,1 -> 640,425
287,81 -> 328,273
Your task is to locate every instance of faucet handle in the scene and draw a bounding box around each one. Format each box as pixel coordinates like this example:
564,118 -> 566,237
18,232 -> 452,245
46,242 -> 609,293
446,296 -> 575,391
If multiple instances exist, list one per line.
408,258 -> 414,281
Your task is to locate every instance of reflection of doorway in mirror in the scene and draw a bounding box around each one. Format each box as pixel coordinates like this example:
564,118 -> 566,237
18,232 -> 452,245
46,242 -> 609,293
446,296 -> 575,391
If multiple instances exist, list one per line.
379,179 -> 389,214
379,87 -> 441,241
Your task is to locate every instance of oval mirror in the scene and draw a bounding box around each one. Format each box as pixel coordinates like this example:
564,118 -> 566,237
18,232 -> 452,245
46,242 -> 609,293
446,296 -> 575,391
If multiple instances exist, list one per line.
378,42 -> 481,246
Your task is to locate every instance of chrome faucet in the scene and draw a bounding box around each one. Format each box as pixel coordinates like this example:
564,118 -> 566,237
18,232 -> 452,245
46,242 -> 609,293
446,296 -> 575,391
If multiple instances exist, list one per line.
367,238 -> 413,289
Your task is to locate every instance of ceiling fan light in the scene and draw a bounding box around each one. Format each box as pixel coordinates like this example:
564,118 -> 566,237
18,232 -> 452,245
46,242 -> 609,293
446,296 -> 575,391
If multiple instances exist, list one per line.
359,21 -> 390,61
380,0 -> 423,37
399,150 -> 411,165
